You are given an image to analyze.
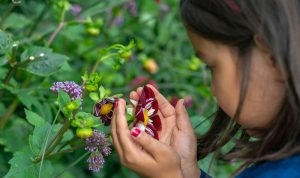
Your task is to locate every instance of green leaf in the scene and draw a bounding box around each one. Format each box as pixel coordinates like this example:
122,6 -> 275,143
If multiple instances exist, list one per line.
4,147 -> 54,178
25,109 -> 45,127
18,92 -> 34,109
0,118 -> 31,153
89,92 -> 99,102
57,89 -> 71,109
3,13 -> 31,30
21,46 -> 69,76
99,85 -> 106,100
29,122 -> 52,155
0,30 -> 11,52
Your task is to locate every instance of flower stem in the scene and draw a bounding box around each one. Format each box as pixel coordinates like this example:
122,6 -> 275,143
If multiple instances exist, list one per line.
44,119 -> 72,156
44,144 -> 85,160
47,22 -> 65,47
38,109 -> 61,178
47,3 -> 67,46
0,99 -> 19,128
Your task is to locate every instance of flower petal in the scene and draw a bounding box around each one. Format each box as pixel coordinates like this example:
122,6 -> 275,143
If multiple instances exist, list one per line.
135,105 -> 144,121
146,124 -> 159,140
151,115 -> 161,131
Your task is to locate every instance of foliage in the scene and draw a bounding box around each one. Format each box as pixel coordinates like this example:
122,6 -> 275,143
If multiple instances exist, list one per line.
0,0 -> 234,177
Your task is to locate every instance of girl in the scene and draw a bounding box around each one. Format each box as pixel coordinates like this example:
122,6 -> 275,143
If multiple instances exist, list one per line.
111,0 -> 300,177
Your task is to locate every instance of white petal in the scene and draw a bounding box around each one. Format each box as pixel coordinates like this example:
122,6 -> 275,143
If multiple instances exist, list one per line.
130,99 -> 138,106
145,102 -> 152,110
145,127 -> 154,137
136,122 -> 146,132
148,108 -> 155,116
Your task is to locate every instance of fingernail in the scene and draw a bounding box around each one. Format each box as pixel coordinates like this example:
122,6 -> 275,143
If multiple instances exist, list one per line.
131,127 -> 141,138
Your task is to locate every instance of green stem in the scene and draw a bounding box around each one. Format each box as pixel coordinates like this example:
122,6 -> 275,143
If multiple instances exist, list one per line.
47,3 -> 67,47
44,144 -> 85,160
54,152 -> 89,178
0,75 -> 32,127
57,137 -> 77,152
47,22 -> 65,47
0,99 -> 19,128
44,119 -> 72,156
38,109 -> 61,178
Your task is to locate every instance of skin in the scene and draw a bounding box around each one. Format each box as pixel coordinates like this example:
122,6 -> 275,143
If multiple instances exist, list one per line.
187,29 -> 285,135
111,29 -> 285,178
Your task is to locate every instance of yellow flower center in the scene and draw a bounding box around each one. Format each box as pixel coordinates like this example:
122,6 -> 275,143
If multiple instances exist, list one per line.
99,103 -> 113,115
143,109 -> 149,126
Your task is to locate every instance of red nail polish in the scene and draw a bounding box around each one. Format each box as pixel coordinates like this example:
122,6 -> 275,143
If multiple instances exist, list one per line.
131,127 -> 141,138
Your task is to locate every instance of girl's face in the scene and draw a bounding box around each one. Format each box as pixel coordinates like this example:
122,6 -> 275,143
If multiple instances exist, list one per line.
187,30 -> 285,136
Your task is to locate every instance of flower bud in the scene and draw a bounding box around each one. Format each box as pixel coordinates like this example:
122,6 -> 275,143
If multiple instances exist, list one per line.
66,101 -> 80,111
120,51 -> 132,59
76,128 -> 93,138
143,59 -> 158,74
87,27 -> 100,36
85,83 -> 98,92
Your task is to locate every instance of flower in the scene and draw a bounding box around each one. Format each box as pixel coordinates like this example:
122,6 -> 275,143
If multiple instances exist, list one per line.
85,130 -> 112,156
70,4 -> 82,16
87,151 -> 105,172
184,95 -> 193,108
170,96 -> 179,107
133,86 -> 161,139
113,15 -> 124,26
160,3 -> 170,13
50,81 -> 82,100
93,98 -> 116,126
128,0 -> 138,16
85,130 -> 112,173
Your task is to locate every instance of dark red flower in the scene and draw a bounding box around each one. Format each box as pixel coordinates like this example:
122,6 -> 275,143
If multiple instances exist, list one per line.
170,96 -> 179,107
93,98 -> 116,126
133,86 -> 161,139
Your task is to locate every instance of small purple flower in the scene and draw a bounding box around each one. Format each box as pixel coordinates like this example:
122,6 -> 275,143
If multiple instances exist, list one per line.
70,4 -> 82,16
160,3 -> 170,13
113,15 -> 124,26
87,151 -> 105,172
50,81 -> 82,100
85,130 -> 112,156
128,0 -> 138,16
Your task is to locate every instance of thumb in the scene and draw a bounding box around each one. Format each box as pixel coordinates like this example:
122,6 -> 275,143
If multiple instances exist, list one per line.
130,127 -> 161,158
175,99 -> 193,131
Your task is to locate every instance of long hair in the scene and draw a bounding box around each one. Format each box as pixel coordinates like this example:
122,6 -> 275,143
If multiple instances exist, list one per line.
180,0 -> 300,174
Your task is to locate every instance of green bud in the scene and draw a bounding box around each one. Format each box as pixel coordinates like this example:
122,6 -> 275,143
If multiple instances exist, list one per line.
85,83 -> 98,92
76,128 -> 93,138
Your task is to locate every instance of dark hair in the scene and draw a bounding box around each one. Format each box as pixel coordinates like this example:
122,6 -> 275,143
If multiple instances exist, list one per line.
180,0 -> 300,175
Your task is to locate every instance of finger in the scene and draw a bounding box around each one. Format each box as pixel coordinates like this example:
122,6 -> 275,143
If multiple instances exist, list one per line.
129,91 -> 139,101
175,99 -> 193,131
131,127 -> 165,159
111,101 -> 123,158
115,99 -> 137,155
146,84 -> 175,118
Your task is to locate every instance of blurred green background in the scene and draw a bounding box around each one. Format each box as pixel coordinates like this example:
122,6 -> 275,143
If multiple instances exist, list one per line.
0,0 -> 237,177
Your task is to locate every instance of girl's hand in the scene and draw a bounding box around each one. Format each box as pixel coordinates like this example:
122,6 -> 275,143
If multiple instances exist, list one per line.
130,85 -> 201,178
111,98 -> 183,178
